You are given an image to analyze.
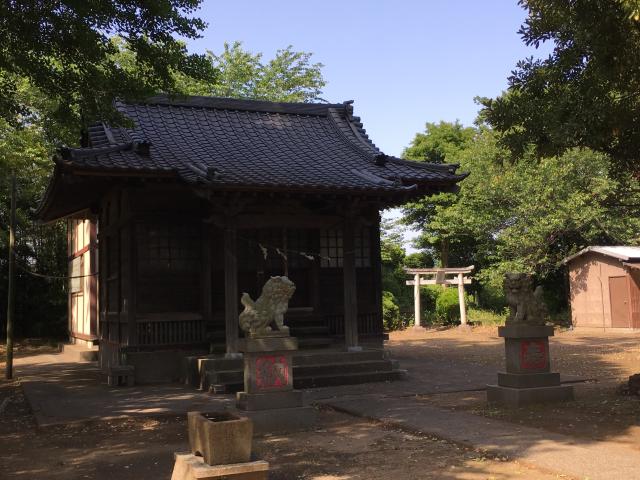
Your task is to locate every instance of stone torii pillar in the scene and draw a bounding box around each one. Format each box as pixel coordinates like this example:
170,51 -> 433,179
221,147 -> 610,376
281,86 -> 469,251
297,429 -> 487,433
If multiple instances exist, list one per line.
405,266 -> 474,328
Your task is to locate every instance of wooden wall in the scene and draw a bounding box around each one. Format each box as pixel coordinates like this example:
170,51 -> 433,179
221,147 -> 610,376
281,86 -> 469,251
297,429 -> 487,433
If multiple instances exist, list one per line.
568,251 -> 640,329
68,217 -> 97,345
97,183 -> 385,359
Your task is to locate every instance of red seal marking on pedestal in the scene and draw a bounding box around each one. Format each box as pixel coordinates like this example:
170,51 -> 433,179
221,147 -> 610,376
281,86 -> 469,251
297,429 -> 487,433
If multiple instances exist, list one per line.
520,340 -> 547,370
255,355 -> 289,390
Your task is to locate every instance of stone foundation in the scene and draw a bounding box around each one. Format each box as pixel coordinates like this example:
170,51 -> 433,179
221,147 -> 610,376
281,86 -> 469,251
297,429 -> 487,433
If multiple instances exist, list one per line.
171,453 -> 268,480
487,325 -> 574,407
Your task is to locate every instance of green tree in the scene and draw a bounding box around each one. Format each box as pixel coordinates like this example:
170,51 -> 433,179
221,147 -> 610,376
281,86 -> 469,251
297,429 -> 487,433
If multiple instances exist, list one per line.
174,41 -> 326,102
0,1 -> 215,130
403,121 -> 475,164
402,121 -> 477,267
478,0 -> 640,170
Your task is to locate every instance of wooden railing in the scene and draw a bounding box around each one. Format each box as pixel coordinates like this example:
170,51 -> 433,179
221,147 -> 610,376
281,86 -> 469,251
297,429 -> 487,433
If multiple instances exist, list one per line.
325,312 -> 382,336
136,313 -> 206,346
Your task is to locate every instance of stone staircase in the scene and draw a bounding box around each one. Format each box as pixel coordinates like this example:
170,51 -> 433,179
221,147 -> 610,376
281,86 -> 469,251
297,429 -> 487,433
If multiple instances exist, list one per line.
60,342 -> 99,362
184,348 -> 406,393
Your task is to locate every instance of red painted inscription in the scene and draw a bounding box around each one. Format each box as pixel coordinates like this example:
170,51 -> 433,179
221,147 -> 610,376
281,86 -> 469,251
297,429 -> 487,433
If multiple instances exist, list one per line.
520,340 -> 547,370
255,355 -> 289,390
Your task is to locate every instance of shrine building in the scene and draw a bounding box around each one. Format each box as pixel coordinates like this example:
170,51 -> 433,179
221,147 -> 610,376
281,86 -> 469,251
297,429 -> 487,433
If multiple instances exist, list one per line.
37,95 -> 466,386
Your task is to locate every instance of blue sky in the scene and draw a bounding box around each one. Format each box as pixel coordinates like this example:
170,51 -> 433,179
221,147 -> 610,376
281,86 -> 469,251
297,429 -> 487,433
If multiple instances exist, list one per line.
187,1 -> 549,157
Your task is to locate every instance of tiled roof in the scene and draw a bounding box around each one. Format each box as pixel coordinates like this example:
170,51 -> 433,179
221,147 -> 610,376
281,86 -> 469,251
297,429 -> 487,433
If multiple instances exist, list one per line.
54,95 -> 466,193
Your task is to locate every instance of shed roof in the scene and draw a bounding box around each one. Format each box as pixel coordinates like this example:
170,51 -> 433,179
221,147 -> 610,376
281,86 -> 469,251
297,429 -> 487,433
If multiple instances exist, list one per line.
562,246 -> 640,264
37,95 -> 467,221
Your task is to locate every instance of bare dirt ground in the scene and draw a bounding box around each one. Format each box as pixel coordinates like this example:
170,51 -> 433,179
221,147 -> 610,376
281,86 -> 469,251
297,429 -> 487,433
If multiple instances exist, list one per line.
0,379 -> 558,480
3,328 -> 639,479
390,327 -> 640,452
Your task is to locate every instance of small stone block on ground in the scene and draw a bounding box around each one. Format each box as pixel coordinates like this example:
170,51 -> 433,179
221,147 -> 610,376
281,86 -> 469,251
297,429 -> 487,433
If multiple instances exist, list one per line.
171,453 -> 268,480
486,384 -> 574,408
187,412 -> 252,466
236,390 -> 303,411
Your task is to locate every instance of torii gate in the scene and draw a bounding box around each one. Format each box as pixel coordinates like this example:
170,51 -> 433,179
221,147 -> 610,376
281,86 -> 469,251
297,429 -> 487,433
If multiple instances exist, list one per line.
405,266 -> 474,328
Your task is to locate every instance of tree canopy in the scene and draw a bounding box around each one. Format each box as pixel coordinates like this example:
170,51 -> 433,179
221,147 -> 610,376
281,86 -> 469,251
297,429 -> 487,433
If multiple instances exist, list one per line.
0,3 -> 328,337
169,41 -> 326,102
0,1 -> 215,130
399,122 -> 640,312
478,0 -> 640,171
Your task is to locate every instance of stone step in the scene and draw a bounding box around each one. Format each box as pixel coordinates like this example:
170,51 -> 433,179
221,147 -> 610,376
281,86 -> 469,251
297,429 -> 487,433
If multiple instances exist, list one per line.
289,326 -> 330,336
198,357 -> 243,372
297,337 -> 333,349
61,343 -> 99,362
293,349 -> 385,366
294,360 -> 393,377
204,368 -> 407,392
294,369 -> 408,389
204,370 -> 244,390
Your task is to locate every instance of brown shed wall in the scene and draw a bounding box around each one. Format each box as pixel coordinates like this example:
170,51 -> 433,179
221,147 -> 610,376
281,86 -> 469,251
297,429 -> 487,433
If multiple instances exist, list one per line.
568,252 -> 636,328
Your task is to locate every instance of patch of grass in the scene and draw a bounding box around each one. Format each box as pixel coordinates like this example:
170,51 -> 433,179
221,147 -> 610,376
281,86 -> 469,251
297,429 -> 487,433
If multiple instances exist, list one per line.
468,307 -> 507,326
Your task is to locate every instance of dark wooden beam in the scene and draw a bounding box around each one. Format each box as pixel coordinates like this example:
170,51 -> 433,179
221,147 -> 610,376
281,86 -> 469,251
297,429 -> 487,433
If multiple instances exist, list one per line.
89,219 -> 98,340
371,215 -> 383,336
223,219 -> 240,356
202,222 -> 213,345
343,213 -> 360,351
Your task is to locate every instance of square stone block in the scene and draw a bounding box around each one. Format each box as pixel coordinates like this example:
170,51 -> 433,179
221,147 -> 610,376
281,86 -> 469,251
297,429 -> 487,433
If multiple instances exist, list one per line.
171,453 -> 268,480
498,325 -> 555,338
241,337 -> 298,353
486,384 -> 574,408
231,406 -> 317,435
497,371 -> 560,388
187,412 -> 252,466
237,390 -> 303,411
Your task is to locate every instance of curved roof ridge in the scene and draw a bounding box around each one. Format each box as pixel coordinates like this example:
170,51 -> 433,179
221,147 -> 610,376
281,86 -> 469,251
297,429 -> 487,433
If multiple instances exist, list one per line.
386,156 -> 461,174
122,95 -> 346,116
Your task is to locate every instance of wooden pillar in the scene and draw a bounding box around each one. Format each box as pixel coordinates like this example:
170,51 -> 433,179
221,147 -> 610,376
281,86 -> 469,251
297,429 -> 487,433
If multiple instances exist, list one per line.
458,272 -> 467,326
202,223 -> 213,345
372,217 -> 384,336
126,221 -> 137,348
413,273 -> 421,329
224,221 -> 240,357
89,220 -> 98,341
343,217 -> 360,351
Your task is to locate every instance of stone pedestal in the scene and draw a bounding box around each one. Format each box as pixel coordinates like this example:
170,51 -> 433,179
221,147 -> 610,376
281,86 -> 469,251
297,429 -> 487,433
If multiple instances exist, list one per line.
171,453 -> 268,480
487,325 -> 574,407
236,334 -> 316,432
187,412 -> 252,466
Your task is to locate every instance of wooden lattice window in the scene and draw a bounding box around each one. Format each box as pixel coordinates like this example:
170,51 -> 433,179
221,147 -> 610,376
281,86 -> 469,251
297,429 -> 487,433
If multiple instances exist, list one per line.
320,229 -> 343,268
137,223 -> 200,275
354,229 -> 371,268
320,228 -> 371,268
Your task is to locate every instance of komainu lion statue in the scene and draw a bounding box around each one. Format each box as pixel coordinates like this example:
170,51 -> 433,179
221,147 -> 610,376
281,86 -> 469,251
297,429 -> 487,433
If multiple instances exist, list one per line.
503,273 -> 547,326
239,276 -> 296,337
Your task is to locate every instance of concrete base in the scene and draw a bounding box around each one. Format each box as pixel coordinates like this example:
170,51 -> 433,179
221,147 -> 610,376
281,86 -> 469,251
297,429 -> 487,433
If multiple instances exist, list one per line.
236,390 -> 303,411
486,384 -> 574,408
497,371 -> 560,388
231,406 -> 317,435
171,453 -> 268,480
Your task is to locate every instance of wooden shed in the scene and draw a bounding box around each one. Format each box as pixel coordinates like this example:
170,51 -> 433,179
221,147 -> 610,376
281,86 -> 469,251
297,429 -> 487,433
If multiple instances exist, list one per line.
563,246 -> 640,330
37,95 -> 466,385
